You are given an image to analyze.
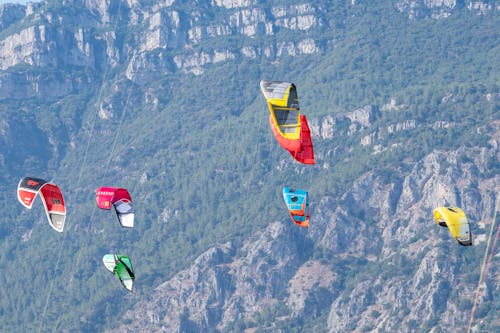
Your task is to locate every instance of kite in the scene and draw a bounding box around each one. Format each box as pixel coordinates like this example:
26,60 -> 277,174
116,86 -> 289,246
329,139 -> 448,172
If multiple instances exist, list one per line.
103,254 -> 135,292
96,187 -> 134,228
433,206 -> 472,246
283,187 -> 310,228
260,80 -> 315,165
17,176 -> 66,232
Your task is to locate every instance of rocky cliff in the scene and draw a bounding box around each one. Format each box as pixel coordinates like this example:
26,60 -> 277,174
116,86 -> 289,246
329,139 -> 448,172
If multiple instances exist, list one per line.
0,1 -> 498,332
397,0 -> 499,19
0,0 -> 324,85
107,141 -> 499,332
0,0 -> 498,98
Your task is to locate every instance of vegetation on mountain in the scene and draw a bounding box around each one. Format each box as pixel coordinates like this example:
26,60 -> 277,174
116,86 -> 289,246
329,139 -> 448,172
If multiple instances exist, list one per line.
0,0 -> 498,332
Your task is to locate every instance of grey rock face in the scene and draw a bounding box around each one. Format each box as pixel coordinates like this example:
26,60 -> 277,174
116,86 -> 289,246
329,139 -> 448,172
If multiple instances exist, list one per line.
105,144 -> 498,332
345,105 -> 379,129
0,0 -> 324,97
0,14 -> 104,71
1,1 -> 497,332
387,120 -> 416,134
322,145 -> 498,332
108,222 -> 313,332
310,105 -> 379,140
396,0 -> 457,19
397,0 -> 498,19
468,1 -> 500,15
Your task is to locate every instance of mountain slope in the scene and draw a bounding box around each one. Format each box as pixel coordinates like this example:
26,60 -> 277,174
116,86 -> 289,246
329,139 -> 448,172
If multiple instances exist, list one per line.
0,1 -> 498,332
107,145 -> 499,333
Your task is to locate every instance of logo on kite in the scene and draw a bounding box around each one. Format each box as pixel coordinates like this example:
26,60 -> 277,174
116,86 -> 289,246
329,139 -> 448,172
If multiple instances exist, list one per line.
17,177 -> 66,232
96,187 -> 134,228
102,254 -> 135,292
433,206 -> 472,246
27,179 -> 40,186
283,187 -> 310,228
260,80 -> 315,165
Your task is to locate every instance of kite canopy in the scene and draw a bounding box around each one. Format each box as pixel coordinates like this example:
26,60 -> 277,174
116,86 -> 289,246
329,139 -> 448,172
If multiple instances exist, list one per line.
283,187 -> 310,228
260,80 -> 315,165
17,177 -> 66,232
103,254 -> 135,292
433,207 -> 472,246
96,187 -> 134,228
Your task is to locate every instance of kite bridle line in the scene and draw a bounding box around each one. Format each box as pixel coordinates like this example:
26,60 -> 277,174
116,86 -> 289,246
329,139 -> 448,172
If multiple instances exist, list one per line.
34,2 -> 134,332
484,222 -> 500,332
35,33 -> 120,333
466,193 -> 499,333
307,161 -> 313,233
51,47 -> 143,331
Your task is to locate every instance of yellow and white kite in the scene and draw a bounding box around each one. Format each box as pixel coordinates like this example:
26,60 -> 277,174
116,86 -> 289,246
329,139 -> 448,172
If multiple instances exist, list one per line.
433,207 -> 472,246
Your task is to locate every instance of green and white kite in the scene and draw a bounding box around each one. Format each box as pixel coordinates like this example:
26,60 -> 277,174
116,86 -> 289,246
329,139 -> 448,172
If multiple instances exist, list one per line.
103,254 -> 135,292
